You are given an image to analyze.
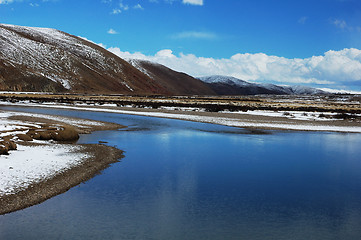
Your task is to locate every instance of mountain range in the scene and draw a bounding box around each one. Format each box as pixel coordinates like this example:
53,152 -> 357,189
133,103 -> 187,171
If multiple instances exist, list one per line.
0,24 -> 327,96
198,75 -> 326,95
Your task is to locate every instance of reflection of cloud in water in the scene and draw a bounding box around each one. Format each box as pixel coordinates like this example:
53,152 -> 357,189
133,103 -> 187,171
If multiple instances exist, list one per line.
304,132 -> 361,158
148,157 -> 198,238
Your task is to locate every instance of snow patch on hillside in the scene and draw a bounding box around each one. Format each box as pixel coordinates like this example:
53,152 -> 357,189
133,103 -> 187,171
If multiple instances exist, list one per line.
0,24 -> 127,90
127,59 -> 152,78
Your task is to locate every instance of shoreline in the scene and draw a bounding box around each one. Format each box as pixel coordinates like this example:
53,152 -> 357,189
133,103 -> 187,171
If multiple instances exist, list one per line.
1,101 -> 360,133
0,110 -> 124,215
0,144 -> 123,215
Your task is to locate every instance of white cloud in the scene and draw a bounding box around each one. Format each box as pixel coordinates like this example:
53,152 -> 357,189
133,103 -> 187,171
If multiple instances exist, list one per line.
107,47 -> 361,87
171,31 -> 217,40
107,28 -> 118,34
111,8 -> 121,14
318,88 -> 361,94
182,0 -> 203,6
332,19 -> 348,30
298,16 -> 308,24
119,2 -> 129,11
110,1 -> 130,14
133,3 -> 143,10
0,0 -> 15,4
330,18 -> 361,32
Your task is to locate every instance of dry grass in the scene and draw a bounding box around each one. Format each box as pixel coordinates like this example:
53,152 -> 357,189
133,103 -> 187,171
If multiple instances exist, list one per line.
1,93 -> 360,113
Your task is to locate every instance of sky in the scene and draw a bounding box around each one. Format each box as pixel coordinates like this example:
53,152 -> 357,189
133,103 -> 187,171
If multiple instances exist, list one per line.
1,0 -> 361,91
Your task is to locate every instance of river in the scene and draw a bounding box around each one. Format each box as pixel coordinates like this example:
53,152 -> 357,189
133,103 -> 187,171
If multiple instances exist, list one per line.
1,106 -> 361,240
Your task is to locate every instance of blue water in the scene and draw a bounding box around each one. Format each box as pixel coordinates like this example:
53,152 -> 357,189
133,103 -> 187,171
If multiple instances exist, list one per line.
1,106 -> 361,240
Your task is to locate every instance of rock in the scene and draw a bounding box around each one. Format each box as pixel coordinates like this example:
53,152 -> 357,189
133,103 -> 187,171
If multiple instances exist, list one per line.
0,146 -> 8,155
25,126 -> 79,142
17,134 -> 33,141
53,126 -> 79,142
0,140 -> 17,151
7,140 -> 17,150
39,131 -> 53,140
26,129 -> 41,140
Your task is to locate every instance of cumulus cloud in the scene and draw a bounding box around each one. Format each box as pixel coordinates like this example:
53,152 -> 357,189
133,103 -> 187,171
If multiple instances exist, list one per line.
182,0 -> 203,6
107,47 -> 361,87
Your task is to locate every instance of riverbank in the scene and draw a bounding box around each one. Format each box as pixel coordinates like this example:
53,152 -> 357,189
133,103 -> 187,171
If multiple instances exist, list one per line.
1,101 -> 360,133
0,110 -> 124,215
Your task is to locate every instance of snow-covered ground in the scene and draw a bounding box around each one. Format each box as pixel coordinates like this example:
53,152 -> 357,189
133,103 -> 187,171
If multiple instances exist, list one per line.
0,110 -> 104,196
222,110 -> 345,121
0,110 -> 105,132
0,144 -> 87,196
1,101 -> 360,133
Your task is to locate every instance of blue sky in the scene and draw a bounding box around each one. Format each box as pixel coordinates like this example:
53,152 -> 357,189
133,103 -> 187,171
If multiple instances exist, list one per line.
1,0 -> 361,91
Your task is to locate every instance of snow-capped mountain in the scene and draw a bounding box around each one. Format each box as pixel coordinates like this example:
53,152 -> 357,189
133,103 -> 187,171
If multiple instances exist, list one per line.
199,75 -> 327,95
0,24 -> 169,94
198,75 -> 253,86
284,85 -> 326,95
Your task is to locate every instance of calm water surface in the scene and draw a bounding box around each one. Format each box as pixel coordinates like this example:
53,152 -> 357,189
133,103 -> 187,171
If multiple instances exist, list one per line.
0,106 -> 361,240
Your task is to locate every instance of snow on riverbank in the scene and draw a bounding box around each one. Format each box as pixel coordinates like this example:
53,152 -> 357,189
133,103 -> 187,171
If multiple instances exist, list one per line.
1,101 -> 361,133
0,144 -> 87,196
0,110 -> 101,197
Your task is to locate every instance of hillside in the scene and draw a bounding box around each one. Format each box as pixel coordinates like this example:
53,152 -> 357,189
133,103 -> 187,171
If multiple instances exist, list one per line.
127,59 -> 216,95
0,24 -> 169,94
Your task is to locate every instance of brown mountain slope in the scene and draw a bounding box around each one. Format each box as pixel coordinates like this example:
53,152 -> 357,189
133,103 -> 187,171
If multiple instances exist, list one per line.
128,59 -> 216,95
0,24 -> 169,94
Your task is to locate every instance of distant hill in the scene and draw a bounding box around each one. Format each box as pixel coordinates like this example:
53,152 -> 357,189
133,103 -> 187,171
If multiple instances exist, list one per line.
127,59 -> 216,95
199,75 -> 327,95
